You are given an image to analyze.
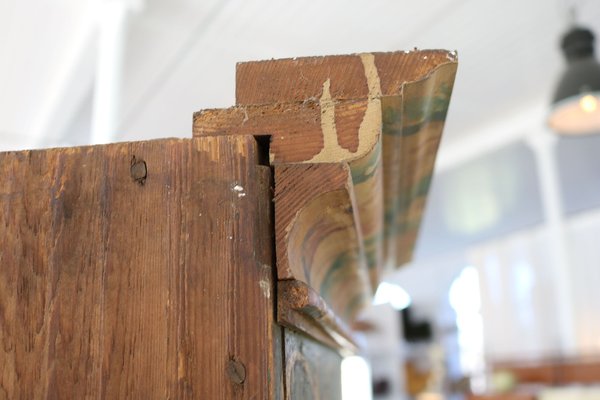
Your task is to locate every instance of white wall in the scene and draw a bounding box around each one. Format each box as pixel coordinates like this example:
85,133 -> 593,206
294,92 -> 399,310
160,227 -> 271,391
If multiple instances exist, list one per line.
468,208 -> 600,361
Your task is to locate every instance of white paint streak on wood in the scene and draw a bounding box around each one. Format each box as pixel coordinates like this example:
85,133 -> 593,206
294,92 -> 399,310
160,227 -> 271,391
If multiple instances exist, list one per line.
308,53 -> 382,163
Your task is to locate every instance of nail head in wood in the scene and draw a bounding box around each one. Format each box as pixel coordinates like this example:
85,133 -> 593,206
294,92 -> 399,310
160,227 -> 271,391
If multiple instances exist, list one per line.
130,156 -> 147,185
226,359 -> 246,385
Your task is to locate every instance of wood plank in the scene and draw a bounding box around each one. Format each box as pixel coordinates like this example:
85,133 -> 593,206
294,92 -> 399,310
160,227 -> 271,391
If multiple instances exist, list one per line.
283,330 -> 342,400
0,136 -> 280,399
235,50 -> 456,104
0,146 -> 106,399
194,100 -> 371,165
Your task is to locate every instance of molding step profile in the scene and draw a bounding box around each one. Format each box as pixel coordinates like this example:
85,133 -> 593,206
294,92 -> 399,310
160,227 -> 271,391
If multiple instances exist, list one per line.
194,50 -> 458,350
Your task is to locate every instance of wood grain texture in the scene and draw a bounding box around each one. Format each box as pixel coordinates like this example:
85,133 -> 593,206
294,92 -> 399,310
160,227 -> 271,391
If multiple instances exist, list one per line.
235,50 -> 456,104
274,163 -> 370,325
193,99 -> 370,164
194,100 -> 383,293
0,136 -> 281,399
233,50 -> 457,273
278,280 -> 357,354
283,330 -> 342,400
193,51 -> 457,339
192,50 -> 457,354
380,62 -> 457,267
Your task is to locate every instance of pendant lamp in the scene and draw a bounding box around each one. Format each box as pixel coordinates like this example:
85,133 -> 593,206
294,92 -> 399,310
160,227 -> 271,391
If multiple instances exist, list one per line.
548,26 -> 600,135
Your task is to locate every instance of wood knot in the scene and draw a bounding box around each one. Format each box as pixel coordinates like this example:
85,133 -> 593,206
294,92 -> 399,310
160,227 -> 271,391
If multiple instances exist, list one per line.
226,359 -> 246,385
130,156 -> 147,185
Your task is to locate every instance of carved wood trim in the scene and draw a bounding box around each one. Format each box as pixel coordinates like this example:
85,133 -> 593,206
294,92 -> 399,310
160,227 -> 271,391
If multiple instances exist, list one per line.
194,50 -> 458,351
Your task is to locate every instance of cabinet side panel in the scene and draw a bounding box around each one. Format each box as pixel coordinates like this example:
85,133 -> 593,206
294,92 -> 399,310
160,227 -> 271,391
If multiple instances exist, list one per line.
0,147 -> 107,399
0,136 -> 279,399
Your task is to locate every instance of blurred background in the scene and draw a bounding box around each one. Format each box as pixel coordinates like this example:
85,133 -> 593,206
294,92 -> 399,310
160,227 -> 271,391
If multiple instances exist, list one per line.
2,0 -> 600,399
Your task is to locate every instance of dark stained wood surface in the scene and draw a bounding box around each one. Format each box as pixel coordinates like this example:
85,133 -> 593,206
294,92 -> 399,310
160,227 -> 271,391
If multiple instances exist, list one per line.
0,136 -> 281,399
283,330 -> 342,400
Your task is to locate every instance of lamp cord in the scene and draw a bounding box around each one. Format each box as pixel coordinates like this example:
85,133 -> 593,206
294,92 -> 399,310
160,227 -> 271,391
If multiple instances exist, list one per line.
560,0 -> 593,27
567,5 -> 577,27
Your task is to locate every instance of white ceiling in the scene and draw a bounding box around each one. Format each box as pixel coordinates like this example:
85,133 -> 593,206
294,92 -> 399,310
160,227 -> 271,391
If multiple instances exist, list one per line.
2,0 -> 600,154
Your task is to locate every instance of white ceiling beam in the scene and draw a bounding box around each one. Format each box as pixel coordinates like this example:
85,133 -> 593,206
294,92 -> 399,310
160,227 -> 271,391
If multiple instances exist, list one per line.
29,8 -> 97,149
525,130 -> 577,355
90,0 -> 129,145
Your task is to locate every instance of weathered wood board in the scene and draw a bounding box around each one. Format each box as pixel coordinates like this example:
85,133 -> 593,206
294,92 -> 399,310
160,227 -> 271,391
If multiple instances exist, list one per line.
0,136 -> 281,399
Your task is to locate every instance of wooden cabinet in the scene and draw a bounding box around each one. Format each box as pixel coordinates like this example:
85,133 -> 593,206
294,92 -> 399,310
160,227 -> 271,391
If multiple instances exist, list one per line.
0,137 -> 279,399
0,51 -> 456,399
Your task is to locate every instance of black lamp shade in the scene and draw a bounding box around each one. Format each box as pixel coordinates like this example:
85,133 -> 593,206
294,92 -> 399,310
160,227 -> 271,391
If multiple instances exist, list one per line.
548,27 -> 600,135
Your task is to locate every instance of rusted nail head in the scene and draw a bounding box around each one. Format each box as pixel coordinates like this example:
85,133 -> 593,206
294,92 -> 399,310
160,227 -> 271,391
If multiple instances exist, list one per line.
130,157 -> 147,185
226,359 -> 246,385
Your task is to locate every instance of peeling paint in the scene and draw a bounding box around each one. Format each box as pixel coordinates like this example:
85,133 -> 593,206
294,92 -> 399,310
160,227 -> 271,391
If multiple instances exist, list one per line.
307,53 -> 382,163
